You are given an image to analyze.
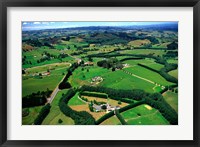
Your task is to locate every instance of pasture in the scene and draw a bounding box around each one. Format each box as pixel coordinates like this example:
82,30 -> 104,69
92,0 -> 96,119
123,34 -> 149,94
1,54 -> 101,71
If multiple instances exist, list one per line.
162,91 -> 178,113
22,106 -> 43,125
168,69 -> 178,79
139,62 -> 164,71
124,66 -> 174,86
22,48 -> 74,68
100,115 -> 121,125
68,93 -> 86,106
123,49 -> 165,56
22,68 -> 67,97
42,89 -> 75,125
121,104 -> 169,125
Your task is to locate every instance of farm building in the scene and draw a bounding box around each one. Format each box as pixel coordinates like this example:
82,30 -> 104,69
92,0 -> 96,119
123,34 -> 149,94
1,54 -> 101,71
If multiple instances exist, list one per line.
42,72 -> 50,76
84,61 -> 94,66
92,76 -> 103,82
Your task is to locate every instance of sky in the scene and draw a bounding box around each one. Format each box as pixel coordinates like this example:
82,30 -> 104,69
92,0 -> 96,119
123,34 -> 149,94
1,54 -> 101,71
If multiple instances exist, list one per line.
22,21 -> 177,31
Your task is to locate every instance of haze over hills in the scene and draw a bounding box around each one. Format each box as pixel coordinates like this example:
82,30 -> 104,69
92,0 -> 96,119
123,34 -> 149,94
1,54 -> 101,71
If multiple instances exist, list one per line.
22,22 -> 178,31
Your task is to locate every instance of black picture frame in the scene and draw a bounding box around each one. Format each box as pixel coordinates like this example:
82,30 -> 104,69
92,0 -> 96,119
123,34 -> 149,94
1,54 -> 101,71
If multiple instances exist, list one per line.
0,0 -> 199,146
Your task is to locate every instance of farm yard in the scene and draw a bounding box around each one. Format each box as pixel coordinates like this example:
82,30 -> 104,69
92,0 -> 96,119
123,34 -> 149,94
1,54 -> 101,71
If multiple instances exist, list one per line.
22,22 -> 178,125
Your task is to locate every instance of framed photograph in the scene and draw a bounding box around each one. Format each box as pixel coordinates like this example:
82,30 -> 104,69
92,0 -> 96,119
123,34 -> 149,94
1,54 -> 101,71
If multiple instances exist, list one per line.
0,0 -> 199,146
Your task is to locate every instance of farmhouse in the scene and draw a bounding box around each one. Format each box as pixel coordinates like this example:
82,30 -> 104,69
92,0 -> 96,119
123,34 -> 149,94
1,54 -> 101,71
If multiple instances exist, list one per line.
76,58 -> 82,64
92,76 -> 103,82
42,72 -> 50,76
92,103 -> 120,113
93,104 -> 102,112
84,61 -> 94,66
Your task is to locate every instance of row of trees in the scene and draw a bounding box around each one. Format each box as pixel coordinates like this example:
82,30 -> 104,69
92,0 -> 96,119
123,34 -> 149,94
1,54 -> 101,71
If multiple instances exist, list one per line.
34,104 -> 51,125
58,63 -> 79,89
115,109 -> 128,125
22,90 -> 52,108
80,85 -> 146,101
59,89 -> 96,125
80,91 -> 108,98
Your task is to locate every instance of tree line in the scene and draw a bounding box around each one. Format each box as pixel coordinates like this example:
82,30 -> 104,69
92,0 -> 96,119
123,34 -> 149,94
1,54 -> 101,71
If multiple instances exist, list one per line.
58,62 -> 79,89
22,90 -> 52,108
34,103 -> 51,125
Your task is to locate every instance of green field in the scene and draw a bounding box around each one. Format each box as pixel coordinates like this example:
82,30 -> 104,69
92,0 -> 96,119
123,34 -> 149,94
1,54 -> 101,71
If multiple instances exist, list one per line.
139,62 -> 164,71
121,104 -> 169,125
69,66 -> 110,88
68,92 -> 85,106
22,48 -> 74,68
22,106 -> 43,125
162,91 -> 178,113
42,89 -> 75,125
22,68 -> 66,97
100,70 -> 155,93
123,49 -> 165,56
168,69 -> 178,79
124,66 -> 174,86
42,106 -> 74,125
122,58 -> 155,66
100,115 -> 121,125
26,62 -> 70,74
167,59 -> 178,64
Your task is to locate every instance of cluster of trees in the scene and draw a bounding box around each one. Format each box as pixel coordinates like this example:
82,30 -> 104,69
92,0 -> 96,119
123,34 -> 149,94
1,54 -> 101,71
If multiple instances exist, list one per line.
58,63 -> 79,89
88,102 -> 94,112
167,42 -> 178,50
97,58 -> 123,70
22,90 -> 52,108
23,39 -> 43,47
59,89 -> 96,125
34,104 -> 51,125
163,51 -> 178,58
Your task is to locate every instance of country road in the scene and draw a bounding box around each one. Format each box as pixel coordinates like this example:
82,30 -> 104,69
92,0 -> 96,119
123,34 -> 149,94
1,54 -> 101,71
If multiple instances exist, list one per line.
47,63 -> 72,104
47,87 -> 60,104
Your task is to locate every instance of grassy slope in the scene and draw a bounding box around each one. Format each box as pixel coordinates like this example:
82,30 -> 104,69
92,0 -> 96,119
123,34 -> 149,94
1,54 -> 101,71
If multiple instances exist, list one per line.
124,66 -> 174,86
100,115 -> 121,125
162,91 -> 178,113
42,89 -> 74,125
121,104 -> 169,125
168,69 -> 178,79
22,48 -> 74,68
22,68 -> 66,97
22,106 -> 43,125
69,65 -> 156,93
100,70 -> 155,93
123,49 -> 165,56
68,93 -> 85,106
